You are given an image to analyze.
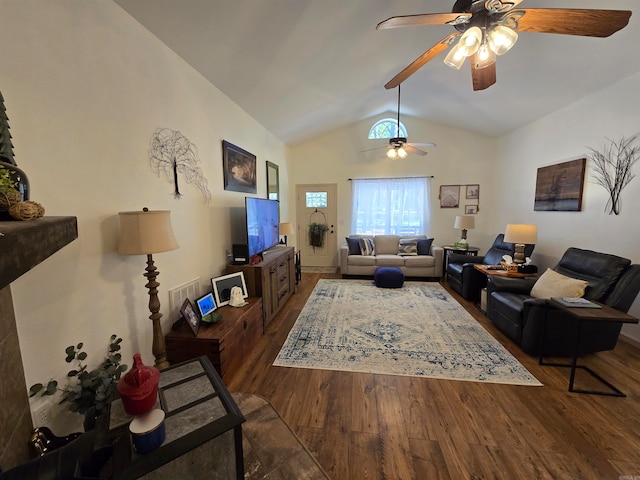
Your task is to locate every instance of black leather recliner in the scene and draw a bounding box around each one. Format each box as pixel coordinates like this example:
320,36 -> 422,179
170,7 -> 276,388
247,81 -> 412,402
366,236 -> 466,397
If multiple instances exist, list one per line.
447,233 -> 535,301
486,247 -> 640,356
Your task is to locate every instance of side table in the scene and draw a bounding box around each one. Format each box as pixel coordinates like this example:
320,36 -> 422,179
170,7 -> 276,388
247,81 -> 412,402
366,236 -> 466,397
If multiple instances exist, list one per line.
442,245 -> 480,275
539,299 -> 639,397
108,356 -> 245,478
473,263 -> 539,279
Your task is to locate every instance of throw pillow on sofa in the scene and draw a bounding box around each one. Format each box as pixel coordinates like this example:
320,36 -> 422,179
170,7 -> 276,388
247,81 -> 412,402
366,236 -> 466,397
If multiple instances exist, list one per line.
417,238 -> 434,255
359,237 -> 376,256
530,268 -> 589,299
345,237 -> 361,255
398,238 -> 418,256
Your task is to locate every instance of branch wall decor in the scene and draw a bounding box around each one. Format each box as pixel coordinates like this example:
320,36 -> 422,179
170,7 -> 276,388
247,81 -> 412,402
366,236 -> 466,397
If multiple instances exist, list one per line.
588,133 -> 639,215
149,128 -> 211,201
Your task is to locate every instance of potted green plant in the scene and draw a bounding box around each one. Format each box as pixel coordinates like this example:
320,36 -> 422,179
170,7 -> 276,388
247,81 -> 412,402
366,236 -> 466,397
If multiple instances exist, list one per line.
308,222 -> 329,247
29,334 -> 128,417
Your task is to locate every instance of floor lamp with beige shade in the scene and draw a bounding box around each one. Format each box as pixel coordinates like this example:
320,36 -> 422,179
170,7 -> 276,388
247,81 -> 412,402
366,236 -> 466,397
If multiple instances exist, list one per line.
118,208 -> 179,370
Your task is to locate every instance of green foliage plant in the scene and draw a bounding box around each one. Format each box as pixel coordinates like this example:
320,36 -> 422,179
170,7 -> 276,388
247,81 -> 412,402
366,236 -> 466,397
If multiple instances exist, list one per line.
29,335 -> 128,415
0,164 -> 17,192
308,222 -> 329,247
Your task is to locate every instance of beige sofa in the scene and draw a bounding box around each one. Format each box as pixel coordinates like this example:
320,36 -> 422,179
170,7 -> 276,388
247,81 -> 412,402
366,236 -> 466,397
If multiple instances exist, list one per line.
340,235 -> 443,278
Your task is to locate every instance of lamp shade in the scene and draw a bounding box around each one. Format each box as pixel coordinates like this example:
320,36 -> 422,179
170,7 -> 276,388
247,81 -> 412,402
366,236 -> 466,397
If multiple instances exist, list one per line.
118,209 -> 179,255
504,224 -> 537,244
279,222 -> 294,236
454,215 -> 475,230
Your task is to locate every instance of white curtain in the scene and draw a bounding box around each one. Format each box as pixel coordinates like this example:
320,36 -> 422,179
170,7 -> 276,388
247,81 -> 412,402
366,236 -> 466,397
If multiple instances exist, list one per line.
350,177 -> 431,235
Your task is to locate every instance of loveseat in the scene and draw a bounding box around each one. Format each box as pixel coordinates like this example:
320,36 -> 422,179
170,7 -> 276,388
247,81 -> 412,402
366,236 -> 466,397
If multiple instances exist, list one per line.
486,247 -> 640,356
340,235 -> 443,278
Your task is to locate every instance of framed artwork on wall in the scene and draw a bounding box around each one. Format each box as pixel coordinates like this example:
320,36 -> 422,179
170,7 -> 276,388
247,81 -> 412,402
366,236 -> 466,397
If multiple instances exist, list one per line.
211,272 -> 248,307
439,185 -> 460,208
534,158 -> 586,211
466,184 -> 479,199
465,205 -> 478,214
222,140 -> 257,193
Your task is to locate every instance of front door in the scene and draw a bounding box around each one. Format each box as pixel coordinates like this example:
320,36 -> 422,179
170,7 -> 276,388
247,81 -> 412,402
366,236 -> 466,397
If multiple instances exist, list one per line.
296,184 -> 337,270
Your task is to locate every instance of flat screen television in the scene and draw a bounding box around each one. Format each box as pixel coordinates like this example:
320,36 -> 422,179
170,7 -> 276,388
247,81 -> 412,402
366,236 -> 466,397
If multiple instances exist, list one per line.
245,197 -> 280,258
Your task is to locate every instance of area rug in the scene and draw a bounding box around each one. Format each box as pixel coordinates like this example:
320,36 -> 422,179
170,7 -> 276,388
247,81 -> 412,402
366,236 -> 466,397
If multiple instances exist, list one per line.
274,280 -> 541,386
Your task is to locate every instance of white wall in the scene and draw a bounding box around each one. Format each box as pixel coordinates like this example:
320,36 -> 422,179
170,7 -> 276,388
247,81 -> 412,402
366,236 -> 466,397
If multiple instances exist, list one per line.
1,1 -> 290,400
494,72 -> 640,341
289,114 -> 499,253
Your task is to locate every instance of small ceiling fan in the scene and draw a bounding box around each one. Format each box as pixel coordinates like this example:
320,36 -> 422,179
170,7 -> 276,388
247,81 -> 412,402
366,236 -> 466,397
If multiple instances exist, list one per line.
378,0 -> 632,91
361,84 -> 435,159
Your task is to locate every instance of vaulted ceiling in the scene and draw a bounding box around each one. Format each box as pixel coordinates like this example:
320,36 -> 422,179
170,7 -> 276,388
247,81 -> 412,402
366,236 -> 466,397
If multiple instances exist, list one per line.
114,0 -> 639,145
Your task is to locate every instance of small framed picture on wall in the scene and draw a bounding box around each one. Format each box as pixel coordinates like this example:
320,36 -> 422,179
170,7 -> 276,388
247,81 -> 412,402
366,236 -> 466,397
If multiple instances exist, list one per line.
466,184 -> 479,200
465,205 -> 478,214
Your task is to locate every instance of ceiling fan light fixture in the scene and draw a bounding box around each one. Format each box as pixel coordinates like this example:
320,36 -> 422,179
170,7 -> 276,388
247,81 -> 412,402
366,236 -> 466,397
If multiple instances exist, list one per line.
444,43 -> 466,70
458,26 -> 482,57
397,147 -> 408,159
387,147 -> 398,159
474,42 -> 496,69
488,24 -> 518,55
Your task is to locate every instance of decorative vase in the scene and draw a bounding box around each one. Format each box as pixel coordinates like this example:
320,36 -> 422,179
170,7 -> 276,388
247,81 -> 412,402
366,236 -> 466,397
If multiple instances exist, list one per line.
117,353 -> 160,416
0,160 -> 30,220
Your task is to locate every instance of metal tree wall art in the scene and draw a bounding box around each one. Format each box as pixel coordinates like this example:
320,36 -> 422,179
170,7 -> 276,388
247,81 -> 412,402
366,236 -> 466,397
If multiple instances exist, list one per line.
588,133 -> 640,215
149,128 -> 211,201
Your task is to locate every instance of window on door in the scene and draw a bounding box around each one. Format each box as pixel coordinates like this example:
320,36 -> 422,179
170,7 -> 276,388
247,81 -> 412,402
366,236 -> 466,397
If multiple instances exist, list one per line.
350,177 -> 431,235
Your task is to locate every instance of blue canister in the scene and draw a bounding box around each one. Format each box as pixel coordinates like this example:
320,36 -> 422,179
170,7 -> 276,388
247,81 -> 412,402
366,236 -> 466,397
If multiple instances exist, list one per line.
129,408 -> 166,454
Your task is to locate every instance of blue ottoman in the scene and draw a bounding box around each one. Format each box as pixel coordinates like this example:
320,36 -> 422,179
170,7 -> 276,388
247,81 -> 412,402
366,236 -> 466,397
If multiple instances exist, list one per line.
374,266 -> 405,288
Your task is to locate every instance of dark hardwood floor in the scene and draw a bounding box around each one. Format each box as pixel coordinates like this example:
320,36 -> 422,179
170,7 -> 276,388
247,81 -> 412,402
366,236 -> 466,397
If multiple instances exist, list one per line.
226,272 -> 640,480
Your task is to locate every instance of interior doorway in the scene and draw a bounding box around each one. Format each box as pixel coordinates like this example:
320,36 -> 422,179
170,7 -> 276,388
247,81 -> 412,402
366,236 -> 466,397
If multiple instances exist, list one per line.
296,184 -> 337,271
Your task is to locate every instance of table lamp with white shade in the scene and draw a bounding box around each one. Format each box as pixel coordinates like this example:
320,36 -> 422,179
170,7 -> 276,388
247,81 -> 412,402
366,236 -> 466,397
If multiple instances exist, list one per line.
504,224 -> 537,264
279,222 -> 294,246
454,215 -> 475,246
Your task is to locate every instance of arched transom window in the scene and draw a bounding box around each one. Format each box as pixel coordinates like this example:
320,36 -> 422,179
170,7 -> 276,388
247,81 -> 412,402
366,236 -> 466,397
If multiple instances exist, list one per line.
368,118 -> 408,139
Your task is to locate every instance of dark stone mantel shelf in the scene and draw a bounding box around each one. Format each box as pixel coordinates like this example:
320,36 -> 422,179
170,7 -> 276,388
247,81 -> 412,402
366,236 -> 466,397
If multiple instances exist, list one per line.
0,216 -> 78,290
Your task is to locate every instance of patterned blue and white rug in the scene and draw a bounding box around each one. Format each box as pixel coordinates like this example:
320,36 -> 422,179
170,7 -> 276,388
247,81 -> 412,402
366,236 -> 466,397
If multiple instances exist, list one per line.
274,280 -> 541,386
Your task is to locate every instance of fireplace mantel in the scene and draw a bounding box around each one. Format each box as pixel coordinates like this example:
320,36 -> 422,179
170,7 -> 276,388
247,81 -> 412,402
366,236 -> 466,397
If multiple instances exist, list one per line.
0,216 -> 77,471
0,216 -> 78,290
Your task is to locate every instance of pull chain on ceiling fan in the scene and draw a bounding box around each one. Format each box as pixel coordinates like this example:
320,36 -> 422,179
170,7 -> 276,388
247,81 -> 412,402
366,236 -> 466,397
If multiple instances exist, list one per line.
377,0 -> 632,91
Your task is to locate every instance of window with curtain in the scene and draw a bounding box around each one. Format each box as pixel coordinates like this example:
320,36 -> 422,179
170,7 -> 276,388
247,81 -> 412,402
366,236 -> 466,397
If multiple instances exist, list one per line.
350,177 -> 431,235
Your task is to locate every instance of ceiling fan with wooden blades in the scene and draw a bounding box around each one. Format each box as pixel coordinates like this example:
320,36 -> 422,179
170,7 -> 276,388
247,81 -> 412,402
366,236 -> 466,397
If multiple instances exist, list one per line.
361,85 -> 435,159
378,0 -> 632,91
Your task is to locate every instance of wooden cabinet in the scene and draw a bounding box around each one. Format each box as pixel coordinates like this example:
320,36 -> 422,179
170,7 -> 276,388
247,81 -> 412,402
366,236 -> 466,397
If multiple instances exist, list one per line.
165,298 -> 263,380
226,246 -> 295,331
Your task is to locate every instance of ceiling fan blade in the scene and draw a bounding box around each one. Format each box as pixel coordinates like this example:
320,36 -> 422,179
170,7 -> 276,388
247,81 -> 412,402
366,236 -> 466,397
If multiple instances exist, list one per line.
470,57 -> 496,91
405,145 -> 429,156
510,9 -> 631,37
358,145 -> 388,154
408,142 -> 436,148
377,13 -> 467,30
385,33 -> 460,89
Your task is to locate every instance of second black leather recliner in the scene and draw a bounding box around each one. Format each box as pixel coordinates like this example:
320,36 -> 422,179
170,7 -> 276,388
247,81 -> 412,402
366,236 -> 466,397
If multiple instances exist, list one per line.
447,233 -> 535,301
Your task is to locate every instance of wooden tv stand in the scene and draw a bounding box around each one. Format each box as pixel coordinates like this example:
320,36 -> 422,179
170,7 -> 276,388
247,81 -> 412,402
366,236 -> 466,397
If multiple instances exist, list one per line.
226,245 -> 295,331
165,298 -> 263,380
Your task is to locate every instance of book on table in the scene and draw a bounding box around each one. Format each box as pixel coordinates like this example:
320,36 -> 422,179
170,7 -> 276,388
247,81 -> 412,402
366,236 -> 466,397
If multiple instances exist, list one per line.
551,297 -> 602,308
